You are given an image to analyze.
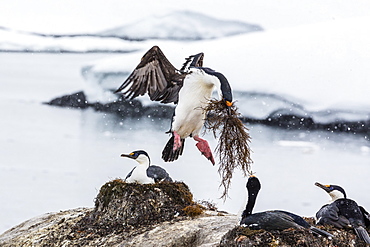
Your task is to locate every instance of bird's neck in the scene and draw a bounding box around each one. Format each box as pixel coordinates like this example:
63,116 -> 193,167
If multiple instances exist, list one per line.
137,161 -> 150,169
242,190 -> 259,218
135,156 -> 150,169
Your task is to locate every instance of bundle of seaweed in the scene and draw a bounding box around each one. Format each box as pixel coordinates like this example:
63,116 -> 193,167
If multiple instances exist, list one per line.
203,99 -> 253,199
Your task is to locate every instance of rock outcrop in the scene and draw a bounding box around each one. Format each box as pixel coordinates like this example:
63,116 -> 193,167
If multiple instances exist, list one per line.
45,91 -> 174,119
1,180 -> 369,247
0,208 -> 237,247
0,180 -> 236,247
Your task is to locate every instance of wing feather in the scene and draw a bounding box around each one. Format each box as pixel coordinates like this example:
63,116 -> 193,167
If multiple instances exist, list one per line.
115,46 -> 185,104
316,203 -> 350,228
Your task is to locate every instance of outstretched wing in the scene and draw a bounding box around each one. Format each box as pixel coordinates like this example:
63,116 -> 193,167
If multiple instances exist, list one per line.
115,46 -> 185,104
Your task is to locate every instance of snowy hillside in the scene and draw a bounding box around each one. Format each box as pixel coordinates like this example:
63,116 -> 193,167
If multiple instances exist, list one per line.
0,27 -> 144,53
81,16 -> 370,125
99,11 -> 262,40
0,11 -> 262,52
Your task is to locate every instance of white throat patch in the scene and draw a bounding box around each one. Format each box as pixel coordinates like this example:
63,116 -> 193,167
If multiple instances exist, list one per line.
329,190 -> 345,201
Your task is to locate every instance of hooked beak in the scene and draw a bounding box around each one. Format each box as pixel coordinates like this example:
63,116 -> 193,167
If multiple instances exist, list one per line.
315,182 -> 331,193
120,153 -> 135,159
225,100 -> 233,115
225,101 -> 233,107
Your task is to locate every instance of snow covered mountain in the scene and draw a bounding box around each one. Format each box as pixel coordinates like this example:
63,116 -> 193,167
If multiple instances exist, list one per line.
0,26 -> 143,53
99,11 -> 262,40
0,11 -> 262,52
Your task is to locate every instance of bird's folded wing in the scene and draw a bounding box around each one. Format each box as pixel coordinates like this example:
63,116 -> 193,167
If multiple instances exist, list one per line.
115,46 -> 185,104
316,203 -> 350,228
359,206 -> 370,227
265,211 -> 302,230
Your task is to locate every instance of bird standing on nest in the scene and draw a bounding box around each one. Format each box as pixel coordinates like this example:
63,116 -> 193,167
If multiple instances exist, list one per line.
315,182 -> 370,244
121,150 -> 173,184
115,46 -> 233,165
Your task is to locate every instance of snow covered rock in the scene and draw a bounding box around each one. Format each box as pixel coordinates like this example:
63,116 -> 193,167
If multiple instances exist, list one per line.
45,91 -> 89,109
46,92 -> 175,119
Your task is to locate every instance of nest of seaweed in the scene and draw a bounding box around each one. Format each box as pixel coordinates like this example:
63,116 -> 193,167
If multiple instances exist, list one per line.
203,99 -> 253,199
73,179 -> 202,237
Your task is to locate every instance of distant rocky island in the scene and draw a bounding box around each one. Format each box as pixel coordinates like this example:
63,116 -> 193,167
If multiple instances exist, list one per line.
45,91 -> 370,135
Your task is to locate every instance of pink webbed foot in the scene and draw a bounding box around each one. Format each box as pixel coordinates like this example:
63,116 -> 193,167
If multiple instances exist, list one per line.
173,131 -> 182,151
194,136 -> 215,165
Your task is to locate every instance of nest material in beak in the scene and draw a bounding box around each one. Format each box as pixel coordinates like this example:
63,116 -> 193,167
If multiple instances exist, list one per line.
203,99 -> 253,199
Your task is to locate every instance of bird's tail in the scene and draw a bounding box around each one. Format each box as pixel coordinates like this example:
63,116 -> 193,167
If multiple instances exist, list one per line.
354,226 -> 370,244
309,226 -> 334,239
162,136 -> 185,162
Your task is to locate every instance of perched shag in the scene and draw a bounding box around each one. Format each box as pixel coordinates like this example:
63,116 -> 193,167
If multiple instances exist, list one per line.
115,46 -> 233,165
121,150 -> 173,184
240,176 -> 333,238
315,182 -> 370,244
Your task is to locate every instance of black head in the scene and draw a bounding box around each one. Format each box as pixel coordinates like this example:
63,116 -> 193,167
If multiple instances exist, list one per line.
121,150 -> 150,163
217,72 -> 233,107
242,175 -> 261,218
247,175 -> 261,194
315,182 -> 347,199
201,67 -> 233,108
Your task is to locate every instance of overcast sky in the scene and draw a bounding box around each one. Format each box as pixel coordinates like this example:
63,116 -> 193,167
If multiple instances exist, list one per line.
1,0 -> 370,33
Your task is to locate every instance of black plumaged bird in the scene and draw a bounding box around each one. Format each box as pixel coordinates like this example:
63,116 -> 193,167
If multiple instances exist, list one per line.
121,150 -> 172,184
240,176 -> 333,238
315,182 -> 370,244
115,46 -> 233,165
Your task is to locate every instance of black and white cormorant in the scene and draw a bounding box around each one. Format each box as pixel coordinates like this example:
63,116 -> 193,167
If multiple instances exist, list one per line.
115,46 -> 233,165
121,150 -> 173,184
240,176 -> 333,238
315,182 -> 370,244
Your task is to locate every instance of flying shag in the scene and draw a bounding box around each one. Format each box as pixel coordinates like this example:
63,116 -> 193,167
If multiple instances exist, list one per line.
121,150 -> 173,184
240,176 -> 333,238
115,46 -> 233,165
315,182 -> 370,244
